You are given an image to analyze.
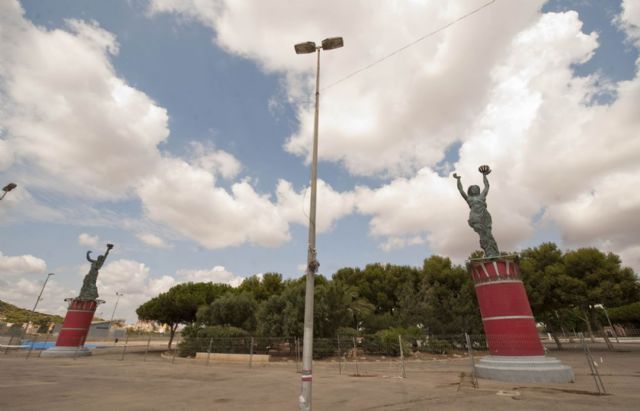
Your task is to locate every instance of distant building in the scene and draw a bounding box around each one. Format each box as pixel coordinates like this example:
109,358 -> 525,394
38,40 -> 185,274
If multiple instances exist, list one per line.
132,320 -> 169,334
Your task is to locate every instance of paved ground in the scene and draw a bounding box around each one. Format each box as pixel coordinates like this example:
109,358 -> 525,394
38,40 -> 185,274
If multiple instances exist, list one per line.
1,346 -> 639,410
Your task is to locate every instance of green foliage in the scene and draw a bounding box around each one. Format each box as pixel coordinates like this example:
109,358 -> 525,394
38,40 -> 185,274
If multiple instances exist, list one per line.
136,242 -> 638,353
520,243 -> 640,335
607,302 -> 640,326
197,292 -> 258,331
137,282 -> 232,348
361,328 -> 412,356
178,325 -> 250,357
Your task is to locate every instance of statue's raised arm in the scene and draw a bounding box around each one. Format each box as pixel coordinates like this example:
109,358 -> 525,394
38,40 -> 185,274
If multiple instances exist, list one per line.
453,173 -> 468,202
479,165 -> 491,197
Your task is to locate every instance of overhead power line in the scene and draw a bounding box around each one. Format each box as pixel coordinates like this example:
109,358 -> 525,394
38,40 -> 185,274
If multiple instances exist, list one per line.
321,0 -> 497,91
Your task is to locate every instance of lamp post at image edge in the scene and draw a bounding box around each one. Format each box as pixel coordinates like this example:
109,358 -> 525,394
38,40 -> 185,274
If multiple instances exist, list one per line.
294,36 -> 343,411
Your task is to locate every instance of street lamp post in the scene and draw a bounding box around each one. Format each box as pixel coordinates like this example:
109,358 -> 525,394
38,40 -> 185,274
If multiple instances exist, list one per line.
21,272 -> 54,342
294,36 -> 344,411
0,183 -> 17,201
109,292 -> 124,336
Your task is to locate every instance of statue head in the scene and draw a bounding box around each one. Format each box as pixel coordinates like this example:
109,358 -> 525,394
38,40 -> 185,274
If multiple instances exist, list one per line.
467,185 -> 480,196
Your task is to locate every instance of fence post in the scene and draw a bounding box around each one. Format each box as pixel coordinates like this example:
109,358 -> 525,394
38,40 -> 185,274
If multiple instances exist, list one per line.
206,337 -> 213,366
580,332 -> 606,395
120,331 -> 129,361
25,334 -> 37,360
144,334 -> 152,362
465,333 -> 478,388
295,337 -> 300,373
4,335 -> 15,355
352,337 -> 359,376
398,335 -> 406,378
337,335 -> 342,375
249,336 -> 254,368
171,338 -> 178,364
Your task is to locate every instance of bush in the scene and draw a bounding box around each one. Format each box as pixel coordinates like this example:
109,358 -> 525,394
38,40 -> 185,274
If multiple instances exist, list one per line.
313,338 -> 337,359
361,328 -> 412,356
608,302 -> 640,327
178,325 -> 250,357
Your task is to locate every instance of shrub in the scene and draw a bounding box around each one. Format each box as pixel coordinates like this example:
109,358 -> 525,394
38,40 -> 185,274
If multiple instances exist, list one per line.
178,325 -> 250,357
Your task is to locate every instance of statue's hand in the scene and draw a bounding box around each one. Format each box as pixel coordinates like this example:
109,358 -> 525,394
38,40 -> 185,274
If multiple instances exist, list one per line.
106,243 -> 114,249
479,165 -> 491,175
452,173 -> 461,180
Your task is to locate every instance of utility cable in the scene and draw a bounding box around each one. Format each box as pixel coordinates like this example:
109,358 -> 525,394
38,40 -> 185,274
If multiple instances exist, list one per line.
321,0 -> 497,91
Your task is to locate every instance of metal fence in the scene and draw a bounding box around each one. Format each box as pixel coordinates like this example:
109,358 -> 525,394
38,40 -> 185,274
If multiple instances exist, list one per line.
3,326 -> 640,392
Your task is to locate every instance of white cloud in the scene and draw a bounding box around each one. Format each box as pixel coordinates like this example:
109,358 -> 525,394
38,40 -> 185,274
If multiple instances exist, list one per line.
350,10 -> 640,269
96,259 -> 246,322
276,179 -> 355,233
0,251 -> 47,275
78,233 -> 100,247
137,157 -> 291,248
0,277 -> 73,318
96,259 -> 177,322
620,0 -> 640,47
177,265 -> 244,287
136,232 -> 171,249
0,139 -> 14,171
0,1 -> 168,199
190,142 -> 242,180
149,0 -> 545,177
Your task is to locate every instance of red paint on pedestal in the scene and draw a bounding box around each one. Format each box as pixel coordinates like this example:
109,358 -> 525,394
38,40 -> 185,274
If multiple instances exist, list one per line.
469,258 -> 544,356
55,299 -> 97,347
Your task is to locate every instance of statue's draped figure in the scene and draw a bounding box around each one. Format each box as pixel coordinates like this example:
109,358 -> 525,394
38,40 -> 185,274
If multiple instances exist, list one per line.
454,166 -> 499,258
78,244 -> 113,300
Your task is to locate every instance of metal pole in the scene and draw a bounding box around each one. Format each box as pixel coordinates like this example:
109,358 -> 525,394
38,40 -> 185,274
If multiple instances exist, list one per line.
398,335 -> 406,378
465,333 -> 478,388
26,334 -> 37,360
601,305 -> 619,344
300,47 -> 321,411
249,336 -> 254,368
206,337 -> 213,366
337,335 -> 342,375
109,292 -> 123,341
352,336 -> 359,376
120,330 -> 129,361
4,335 -> 14,355
144,334 -> 151,362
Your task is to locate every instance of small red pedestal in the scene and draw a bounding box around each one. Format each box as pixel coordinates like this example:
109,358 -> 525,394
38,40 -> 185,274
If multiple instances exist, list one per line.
468,257 -> 543,356
55,298 -> 98,348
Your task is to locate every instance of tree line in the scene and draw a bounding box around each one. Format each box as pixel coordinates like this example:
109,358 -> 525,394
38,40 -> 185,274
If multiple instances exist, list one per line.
136,243 -> 640,350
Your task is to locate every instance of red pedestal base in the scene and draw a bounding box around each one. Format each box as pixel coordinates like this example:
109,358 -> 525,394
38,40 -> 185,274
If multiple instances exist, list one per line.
468,257 -> 543,356
54,298 -> 97,348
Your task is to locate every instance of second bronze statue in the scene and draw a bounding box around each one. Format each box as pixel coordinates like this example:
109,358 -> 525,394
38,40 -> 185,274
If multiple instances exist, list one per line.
78,243 -> 114,301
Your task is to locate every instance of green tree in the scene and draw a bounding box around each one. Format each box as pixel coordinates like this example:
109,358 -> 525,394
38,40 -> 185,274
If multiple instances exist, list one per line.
563,247 -> 640,339
416,256 -> 481,335
197,292 -> 258,331
136,282 -> 231,348
520,243 -> 584,348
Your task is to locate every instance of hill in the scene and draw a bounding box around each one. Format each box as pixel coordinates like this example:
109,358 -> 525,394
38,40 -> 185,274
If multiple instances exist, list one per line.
0,299 -> 64,325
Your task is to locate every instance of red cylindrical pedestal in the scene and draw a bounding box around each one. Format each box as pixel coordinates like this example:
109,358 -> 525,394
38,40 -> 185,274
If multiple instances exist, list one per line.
469,258 -> 543,356
55,299 -> 97,348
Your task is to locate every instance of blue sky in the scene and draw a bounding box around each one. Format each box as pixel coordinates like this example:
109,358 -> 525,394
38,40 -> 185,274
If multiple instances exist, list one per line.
1,0 -> 639,322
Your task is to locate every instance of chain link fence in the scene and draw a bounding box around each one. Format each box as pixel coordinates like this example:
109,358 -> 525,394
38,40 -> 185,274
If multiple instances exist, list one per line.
3,324 -> 640,392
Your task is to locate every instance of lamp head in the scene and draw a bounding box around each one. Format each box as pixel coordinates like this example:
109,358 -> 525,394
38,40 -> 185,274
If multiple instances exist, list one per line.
294,41 -> 317,54
321,37 -> 344,50
2,183 -> 17,193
